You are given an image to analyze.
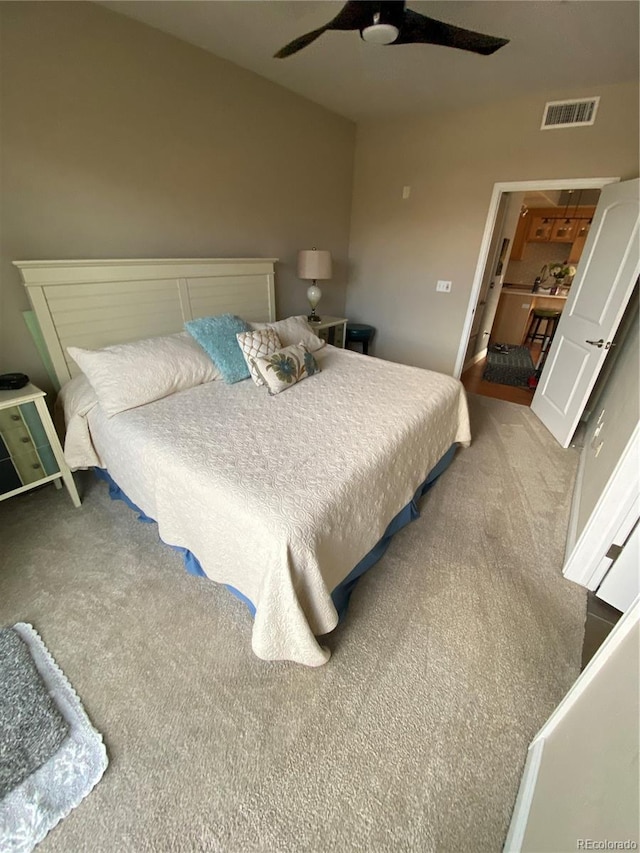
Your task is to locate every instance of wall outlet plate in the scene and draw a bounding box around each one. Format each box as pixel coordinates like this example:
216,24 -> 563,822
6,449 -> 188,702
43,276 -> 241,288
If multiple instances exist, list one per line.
436,280 -> 452,293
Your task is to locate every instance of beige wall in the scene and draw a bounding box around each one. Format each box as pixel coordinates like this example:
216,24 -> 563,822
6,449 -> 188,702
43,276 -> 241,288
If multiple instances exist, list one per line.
0,2 -> 355,394
520,614 -> 639,852
347,81 -> 639,374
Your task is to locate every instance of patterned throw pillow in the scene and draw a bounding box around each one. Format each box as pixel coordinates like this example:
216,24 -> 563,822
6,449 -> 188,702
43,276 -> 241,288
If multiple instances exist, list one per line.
236,328 -> 282,386
249,343 -> 321,396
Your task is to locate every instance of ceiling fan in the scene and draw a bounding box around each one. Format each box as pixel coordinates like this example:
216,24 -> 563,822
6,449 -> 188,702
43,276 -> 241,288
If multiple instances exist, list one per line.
274,1 -> 509,58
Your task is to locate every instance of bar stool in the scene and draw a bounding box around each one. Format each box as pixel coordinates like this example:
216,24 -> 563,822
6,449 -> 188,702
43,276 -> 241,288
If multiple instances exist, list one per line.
525,309 -> 562,347
346,323 -> 376,355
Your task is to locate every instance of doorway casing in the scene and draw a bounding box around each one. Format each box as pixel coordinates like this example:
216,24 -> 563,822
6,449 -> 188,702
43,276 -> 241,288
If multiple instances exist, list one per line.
454,177 -> 620,380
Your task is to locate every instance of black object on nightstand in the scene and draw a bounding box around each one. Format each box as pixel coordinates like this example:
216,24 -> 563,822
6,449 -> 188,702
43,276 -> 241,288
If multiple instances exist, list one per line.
345,323 -> 376,355
0,373 -> 29,390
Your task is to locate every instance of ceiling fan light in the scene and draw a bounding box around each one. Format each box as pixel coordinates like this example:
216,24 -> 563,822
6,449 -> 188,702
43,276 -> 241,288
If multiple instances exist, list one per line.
361,23 -> 399,45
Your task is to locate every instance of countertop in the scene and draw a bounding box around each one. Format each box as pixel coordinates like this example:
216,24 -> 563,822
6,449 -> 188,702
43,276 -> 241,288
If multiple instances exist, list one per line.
501,285 -> 568,300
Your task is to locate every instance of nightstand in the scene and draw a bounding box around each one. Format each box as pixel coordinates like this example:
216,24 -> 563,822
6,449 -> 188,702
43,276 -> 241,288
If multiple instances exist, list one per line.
309,316 -> 348,348
0,384 -> 80,507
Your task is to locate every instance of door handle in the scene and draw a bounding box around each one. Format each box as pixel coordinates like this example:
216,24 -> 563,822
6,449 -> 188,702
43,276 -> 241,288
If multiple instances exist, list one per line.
586,338 -> 604,348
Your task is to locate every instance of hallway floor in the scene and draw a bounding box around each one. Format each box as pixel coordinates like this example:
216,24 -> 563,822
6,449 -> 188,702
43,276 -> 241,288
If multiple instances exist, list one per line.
462,343 -> 542,407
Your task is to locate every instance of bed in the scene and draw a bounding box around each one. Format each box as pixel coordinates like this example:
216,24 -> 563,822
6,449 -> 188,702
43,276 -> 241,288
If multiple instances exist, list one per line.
16,258 -> 471,666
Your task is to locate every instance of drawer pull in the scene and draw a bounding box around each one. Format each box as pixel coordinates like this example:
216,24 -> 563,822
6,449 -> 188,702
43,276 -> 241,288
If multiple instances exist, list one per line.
11,414 -> 20,422
32,463 -> 41,470
21,437 -> 30,443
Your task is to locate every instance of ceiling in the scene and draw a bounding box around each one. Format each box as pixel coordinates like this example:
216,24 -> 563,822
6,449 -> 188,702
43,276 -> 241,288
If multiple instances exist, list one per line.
100,1 -> 639,121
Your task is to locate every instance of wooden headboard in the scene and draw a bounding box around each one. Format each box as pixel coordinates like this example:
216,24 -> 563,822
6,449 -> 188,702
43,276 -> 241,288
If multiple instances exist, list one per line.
14,258 -> 277,387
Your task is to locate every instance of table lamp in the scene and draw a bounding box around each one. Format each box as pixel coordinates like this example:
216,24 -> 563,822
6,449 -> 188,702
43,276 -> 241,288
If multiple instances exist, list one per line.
297,248 -> 332,323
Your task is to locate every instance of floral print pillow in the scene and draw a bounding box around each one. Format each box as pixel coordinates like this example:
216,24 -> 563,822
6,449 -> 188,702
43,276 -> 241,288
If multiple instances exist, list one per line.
249,343 -> 320,395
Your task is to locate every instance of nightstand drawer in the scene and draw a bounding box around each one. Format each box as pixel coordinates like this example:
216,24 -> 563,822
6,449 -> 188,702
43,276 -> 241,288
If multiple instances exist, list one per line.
0,407 -> 25,435
0,401 -> 60,485
9,444 -> 49,485
319,324 -> 346,347
314,317 -> 347,348
0,422 -> 33,461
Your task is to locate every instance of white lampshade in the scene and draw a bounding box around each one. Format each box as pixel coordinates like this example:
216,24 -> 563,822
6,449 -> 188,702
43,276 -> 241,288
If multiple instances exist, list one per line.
297,249 -> 332,281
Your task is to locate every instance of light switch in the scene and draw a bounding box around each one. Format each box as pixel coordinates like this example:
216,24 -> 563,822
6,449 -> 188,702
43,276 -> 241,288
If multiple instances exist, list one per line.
402,186 -> 411,199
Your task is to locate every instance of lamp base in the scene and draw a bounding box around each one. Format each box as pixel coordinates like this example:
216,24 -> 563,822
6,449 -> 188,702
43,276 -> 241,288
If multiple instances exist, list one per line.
306,283 -> 322,324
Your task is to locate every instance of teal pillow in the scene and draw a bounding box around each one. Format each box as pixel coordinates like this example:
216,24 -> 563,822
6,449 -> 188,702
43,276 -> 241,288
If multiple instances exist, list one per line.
185,314 -> 251,384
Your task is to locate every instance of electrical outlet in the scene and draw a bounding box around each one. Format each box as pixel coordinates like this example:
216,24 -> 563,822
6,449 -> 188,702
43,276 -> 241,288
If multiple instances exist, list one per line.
436,280 -> 452,293
591,420 -> 605,456
402,186 -> 411,199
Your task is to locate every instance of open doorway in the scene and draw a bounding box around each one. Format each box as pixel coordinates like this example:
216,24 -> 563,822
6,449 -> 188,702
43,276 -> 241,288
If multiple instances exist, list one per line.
461,186 -> 601,406
458,177 -> 639,449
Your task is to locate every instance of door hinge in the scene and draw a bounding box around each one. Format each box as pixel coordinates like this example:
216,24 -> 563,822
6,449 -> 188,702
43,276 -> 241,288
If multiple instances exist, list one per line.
605,543 -> 623,561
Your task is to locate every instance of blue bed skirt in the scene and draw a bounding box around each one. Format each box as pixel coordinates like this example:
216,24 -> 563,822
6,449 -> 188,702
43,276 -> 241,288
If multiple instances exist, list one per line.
94,443 -> 457,625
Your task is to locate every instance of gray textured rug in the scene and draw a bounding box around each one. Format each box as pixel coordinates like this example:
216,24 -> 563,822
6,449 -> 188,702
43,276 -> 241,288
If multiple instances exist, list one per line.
0,628 -> 68,799
484,345 -> 535,387
0,624 -> 108,853
0,394 -> 585,852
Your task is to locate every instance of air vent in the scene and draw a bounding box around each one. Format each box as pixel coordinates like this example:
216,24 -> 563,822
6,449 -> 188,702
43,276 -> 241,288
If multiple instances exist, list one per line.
541,97 -> 600,130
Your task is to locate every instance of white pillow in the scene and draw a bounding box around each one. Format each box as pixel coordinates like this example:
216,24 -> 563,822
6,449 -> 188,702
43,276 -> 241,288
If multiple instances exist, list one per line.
266,316 -> 325,352
67,332 -> 220,417
236,328 -> 282,386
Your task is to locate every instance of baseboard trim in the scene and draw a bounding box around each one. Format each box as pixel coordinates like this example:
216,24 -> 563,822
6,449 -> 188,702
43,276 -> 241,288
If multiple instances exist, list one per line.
503,739 -> 544,852
463,348 -> 487,373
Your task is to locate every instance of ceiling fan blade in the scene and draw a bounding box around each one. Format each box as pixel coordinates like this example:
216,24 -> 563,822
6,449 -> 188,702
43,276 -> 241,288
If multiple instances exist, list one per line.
325,1 -> 382,32
274,26 -> 328,58
274,1 -> 382,58
393,9 -> 509,55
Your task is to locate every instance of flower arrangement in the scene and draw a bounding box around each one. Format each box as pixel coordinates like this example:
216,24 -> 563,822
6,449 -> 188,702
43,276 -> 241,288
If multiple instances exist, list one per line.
549,262 -> 577,281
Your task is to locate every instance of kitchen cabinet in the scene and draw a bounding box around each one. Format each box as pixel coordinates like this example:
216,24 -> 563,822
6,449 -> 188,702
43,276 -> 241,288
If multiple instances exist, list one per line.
550,218 -> 578,243
510,206 -> 596,260
568,218 -> 593,263
527,215 -> 554,243
491,290 -> 568,346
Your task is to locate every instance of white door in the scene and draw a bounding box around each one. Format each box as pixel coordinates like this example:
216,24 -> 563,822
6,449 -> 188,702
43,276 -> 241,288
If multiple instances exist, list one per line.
597,520 -> 640,612
531,179 -> 640,447
463,196 -> 509,366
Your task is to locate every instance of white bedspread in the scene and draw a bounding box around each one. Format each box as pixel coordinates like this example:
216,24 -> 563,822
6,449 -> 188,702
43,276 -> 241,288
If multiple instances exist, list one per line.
64,347 -> 471,666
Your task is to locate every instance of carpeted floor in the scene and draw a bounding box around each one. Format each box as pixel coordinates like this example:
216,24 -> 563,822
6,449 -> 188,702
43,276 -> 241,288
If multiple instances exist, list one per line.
0,394 -> 586,852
